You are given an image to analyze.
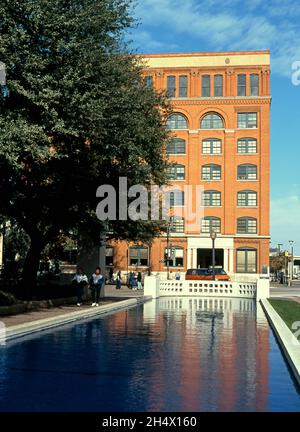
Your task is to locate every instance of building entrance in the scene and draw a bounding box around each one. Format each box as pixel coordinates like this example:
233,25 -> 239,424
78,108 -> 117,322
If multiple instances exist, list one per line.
197,248 -> 224,268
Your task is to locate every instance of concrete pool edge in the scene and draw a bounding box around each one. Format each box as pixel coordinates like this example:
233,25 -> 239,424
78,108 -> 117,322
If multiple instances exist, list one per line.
5,296 -> 152,341
260,298 -> 300,387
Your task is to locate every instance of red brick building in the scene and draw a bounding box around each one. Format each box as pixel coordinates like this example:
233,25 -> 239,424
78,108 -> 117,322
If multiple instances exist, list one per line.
109,51 -> 271,281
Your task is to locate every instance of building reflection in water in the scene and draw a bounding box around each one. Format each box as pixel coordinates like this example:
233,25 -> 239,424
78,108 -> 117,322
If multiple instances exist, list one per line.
106,297 -> 269,412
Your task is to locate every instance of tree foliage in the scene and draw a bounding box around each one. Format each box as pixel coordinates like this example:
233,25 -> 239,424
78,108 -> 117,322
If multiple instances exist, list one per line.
0,0 -> 170,293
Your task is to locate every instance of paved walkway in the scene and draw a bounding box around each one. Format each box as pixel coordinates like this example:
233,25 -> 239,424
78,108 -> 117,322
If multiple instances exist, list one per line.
1,284 -> 144,328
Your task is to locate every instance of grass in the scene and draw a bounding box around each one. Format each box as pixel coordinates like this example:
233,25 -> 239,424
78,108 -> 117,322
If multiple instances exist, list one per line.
268,299 -> 300,331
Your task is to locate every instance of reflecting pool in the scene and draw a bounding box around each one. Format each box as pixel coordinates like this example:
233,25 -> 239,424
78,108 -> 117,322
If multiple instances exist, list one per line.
0,297 -> 299,411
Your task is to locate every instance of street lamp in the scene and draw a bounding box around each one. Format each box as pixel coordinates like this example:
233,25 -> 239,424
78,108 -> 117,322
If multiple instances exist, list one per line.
166,216 -> 174,280
210,230 -> 217,280
277,243 -> 283,254
289,240 -> 294,286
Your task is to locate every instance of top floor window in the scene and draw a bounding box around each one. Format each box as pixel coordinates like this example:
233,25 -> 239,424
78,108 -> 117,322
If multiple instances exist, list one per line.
201,113 -> 224,129
237,74 -> 246,96
237,112 -> 257,129
179,75 -> 188,97
144,76 -> 153,88
250,74 -> 259,96
202,75 -> 210,97
167,75 -> 176,97
214,75 -> 223,97
166,114 -> 188,129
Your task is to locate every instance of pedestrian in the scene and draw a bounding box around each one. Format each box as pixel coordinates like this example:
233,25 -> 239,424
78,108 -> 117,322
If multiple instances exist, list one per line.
89,266 -> 104,307
72,267 -> 88,306
109,267 -> 113,283
129,271 -> 136,290
137,271 -> 142,290
116,270 -> 122,289
175,270 -> 180,280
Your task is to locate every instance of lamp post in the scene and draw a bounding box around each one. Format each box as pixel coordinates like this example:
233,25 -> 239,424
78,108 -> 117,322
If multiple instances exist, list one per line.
210,230 -> 217,280
277,243 -> 283,254
289,240 -> 294,286
166,217 -> 174,280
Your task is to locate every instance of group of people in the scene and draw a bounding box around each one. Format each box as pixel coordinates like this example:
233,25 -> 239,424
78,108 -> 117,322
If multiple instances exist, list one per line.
71,267 -> 144,305
71,266 -> 104,306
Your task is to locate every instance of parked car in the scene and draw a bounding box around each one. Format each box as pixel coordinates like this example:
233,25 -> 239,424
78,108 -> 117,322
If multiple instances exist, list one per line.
185,268 -> 230,281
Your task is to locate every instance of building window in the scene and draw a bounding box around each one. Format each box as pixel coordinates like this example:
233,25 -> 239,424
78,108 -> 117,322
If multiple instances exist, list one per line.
144,76 -> 153,88
179,75 -> 188,97
167,164 -> 185,180
237,164 -> 257,180
202,75 -> 210,97
202,164 -> 221,181
164,246 -> 184,267
166,190 -> 184,206
105,247 -> 114,266
237,74 -> 246,96
170,216 -> 185,233
167,138 -> 186,154
202,138 -> 222,154
166,113 -> 188,129
202,190 -> 221,206
250,74 -> 259,96
237,190 -> 257,206
237,112 -> 257,128
201,217 -> 221,233
129,247 -> 149,266
214,75 -> 223,97
201,113 -> 224,129
236,248 -> 257,273
237,138 -> 257,154
237,217 -> 257,234
167,75 -> 176,97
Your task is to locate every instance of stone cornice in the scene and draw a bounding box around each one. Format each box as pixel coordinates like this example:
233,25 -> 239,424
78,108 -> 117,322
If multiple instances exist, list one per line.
169,97 -> 271,105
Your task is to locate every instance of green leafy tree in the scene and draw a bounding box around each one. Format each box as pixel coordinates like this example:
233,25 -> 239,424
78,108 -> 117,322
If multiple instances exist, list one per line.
0,0 -> 170,296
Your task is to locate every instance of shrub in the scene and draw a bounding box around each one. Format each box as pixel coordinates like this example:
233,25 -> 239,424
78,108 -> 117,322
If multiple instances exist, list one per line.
0,290 -> 17,306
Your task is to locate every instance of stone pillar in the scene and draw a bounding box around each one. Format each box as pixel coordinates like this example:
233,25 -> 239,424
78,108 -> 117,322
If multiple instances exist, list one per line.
223,248 -> 229,272
229,248 -> 234,273
144,275 -> 160,298
256,278 -> 270,302
192,248 -> 197,268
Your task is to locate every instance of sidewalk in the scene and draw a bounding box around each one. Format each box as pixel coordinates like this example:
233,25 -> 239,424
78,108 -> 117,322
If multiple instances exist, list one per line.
1,284 -> 145,330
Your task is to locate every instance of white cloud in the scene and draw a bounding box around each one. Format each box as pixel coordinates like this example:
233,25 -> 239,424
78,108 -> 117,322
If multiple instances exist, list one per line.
133,0 -> 300,77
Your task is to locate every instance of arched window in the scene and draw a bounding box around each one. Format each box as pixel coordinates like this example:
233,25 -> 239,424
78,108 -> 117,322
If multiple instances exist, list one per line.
236,248 -> 257,273
237,190 -> 257,207
201,217 -> 221,233
237,217 -> 257,234
202,138 -> 222,154
165,189 -> 184,206
129,246 -> 149,266
166,113 -> 188,129
200,113 -> 224,129
164,246 -> 184,267
237,138 -> 257,154
167,138 -> 186,154
237,164 -> 257,180
201,164 -> 221,181
202,190 -> 221,206
167,164 -> 185,180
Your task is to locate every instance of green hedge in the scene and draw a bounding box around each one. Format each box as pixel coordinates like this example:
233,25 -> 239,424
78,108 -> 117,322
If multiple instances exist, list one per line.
0,290 -> 17,306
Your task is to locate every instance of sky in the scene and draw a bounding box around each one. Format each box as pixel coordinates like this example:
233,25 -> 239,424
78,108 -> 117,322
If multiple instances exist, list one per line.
129,0 -> 300,255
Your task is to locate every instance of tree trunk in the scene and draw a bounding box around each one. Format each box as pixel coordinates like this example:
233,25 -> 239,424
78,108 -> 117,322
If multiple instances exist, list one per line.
20,237 -> 44,299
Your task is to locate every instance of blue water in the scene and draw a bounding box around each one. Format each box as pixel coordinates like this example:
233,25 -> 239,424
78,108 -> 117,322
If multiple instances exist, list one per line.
0,297 -> 299,412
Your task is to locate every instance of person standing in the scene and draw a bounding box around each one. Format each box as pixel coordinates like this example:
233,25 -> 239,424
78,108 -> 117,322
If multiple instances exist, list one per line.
72,267 -> 88,306
137,271 -> 142,290
116,270 -> 122,289
129,271 -> 135,290
175,270 -> 180,280
90,266 -> 104,306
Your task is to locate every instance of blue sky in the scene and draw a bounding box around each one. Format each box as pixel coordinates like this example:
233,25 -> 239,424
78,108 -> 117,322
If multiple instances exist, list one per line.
129,0 -> 300,255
